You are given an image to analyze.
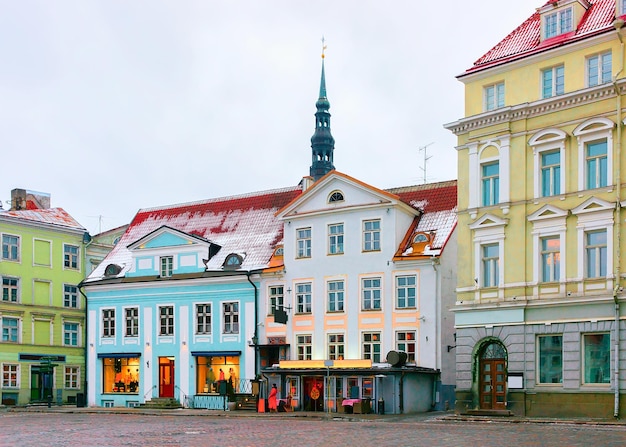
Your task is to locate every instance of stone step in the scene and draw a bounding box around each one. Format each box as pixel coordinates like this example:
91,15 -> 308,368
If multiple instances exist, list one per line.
464,409 -> 513,417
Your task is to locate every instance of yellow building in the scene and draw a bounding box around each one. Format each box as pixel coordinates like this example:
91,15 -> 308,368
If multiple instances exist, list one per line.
445,0 -> 626,418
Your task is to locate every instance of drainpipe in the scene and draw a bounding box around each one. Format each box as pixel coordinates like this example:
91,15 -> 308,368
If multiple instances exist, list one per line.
246,273 -> 259,378
78,284 -> 89,407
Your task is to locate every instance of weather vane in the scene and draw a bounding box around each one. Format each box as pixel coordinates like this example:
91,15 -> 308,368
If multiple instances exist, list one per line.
321,36 -> 327,59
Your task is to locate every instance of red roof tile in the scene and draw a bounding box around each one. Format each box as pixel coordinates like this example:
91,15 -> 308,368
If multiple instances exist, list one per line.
0,208 -> 85,231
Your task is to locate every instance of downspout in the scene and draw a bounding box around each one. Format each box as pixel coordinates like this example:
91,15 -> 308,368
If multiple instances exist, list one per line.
431,256 -> 441,409
246,273 -> 259,378
78,284 -> 88,406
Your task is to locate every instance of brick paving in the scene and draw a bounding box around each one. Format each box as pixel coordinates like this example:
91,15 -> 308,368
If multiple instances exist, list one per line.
1,408 -> 626,447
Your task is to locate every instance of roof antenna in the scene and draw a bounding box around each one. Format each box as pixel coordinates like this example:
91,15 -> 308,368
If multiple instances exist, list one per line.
418,142 -> 434,184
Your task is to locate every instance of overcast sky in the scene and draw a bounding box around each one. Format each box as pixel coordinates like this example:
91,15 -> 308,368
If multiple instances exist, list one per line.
0,1 -> 539,234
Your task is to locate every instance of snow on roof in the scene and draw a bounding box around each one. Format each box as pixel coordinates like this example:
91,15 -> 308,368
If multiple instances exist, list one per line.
0,207 -> 86,232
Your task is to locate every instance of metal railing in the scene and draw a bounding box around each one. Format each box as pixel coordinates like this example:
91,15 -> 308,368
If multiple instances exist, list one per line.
143,385 -> 157,401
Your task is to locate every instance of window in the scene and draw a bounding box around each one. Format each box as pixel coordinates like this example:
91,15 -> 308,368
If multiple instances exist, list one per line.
223,302 -> 239,334
587,51 -> 612,87
538,335 -> 562,384
586,140 -> 608,189
481,162 -> 499,206
1,234 -> 19,261
327,280 -> 344,312
541,151 -> 561,196
125,307 -> 139,337
362,277 -> 381,310
363,220 -> 381,252
65,366 -> 80,389
2,364 -> 18,388
328,334 -> 345,360
224,253 -> 243,268
64,323 -> 79,346
482,243 -> 499,287
2,277 -> 19,303
296,283 -> 312,314
586,229 -> 607,278
160,256 -> 173,277
102,357 -> 140,393
268,286 -> 284,315
484,82 -> 504,111
63,244 -> 79,269
542,65 -> 564,98
623,0 -> 626,16
328,191 -> 344,203
296,228 -> 312,259
583,333 -> 610,384
63,285 -> 78,308
102,309 -> 115,337
363,332 -> 381,363
544,7 -> 572,39
540,236 -> 560,283
196,304 -> 211,335
396,331 -> 416,363
396,275 -> 416,309
328,224 -> 344,255
159,306 -> 174,336
1,317 -> 18,343
297,334 -> 312,360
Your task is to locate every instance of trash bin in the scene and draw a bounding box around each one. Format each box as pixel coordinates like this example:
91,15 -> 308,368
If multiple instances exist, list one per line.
378,398 -> 384,415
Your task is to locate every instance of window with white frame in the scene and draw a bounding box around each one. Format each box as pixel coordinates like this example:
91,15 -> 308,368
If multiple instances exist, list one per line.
540,151 -> 561,196
328,223 -> 344,255
125,307 -> 139,337
296,283 -> 312,314
583,333 -> 610,384
1,317 -> 19,343
268,285 -> 284,316
396,275 -> 416,309
223,302 -> 239,334
396,331 -> 416,363
2,363 -> 19,388
540,236 -> 561,283
297,334 -> 312,360
470,214 -> 506,294
542,65 -> 564,98
538,335 -> 562,384
159,306 -> 174,336
528,205 -> 567,288
587,51 -> 612,87
530,129 -> 567,199
481,243 -> 500,288
574,118 -> 613,193
622,0 -> 626,16
63,322 -> 79,346
363,219 -> 381,252
102,309 -> 115,337
484,82 -> 504,111
296,228 -> 312,259
2,277 -> 19,303
481,162 -> 499,206
328,334 -> 345,360
362,332 -> 381,363
160,256 -> 173,277
362,277 -> 381,310
544,7 -> 572,39
585,229 -> 607,278
585,140 -> 608,189
64,366 -> 80,389
63,244 -> 79,269
195,303 -> 211,335
327,280 -> 344,312
1,234 -> 20,261
63,284 -> 78,308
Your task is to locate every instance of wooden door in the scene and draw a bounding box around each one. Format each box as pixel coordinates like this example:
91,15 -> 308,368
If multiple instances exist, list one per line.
479,358 -> 506,409
159,358 -> 175,398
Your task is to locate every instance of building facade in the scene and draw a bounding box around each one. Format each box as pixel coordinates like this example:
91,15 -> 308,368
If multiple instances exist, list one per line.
446,0 -> 626,417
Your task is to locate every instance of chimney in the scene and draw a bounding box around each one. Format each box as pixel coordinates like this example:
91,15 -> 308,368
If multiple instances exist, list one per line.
301,176 -> 315,191
11,189 -> 51,210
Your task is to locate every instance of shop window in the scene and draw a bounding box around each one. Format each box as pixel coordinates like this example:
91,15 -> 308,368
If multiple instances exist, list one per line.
196,356 -> 239,394
102,357 -> 140,393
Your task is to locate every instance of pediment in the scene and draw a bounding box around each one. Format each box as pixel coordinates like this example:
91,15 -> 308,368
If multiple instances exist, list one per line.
469,213 -> 508,230
527,204 -> 568,222
571,197 -> 615,216
528,128 -> 567,146
127,225 -> 212,251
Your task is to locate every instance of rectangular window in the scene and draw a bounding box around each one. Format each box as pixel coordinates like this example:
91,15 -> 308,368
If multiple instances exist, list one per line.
125,307 -> 139,337
102,309 -> 115,337
586,229 -> 607,278
363,220 -> 381,252
327,280 -> 344,312
102,357 -> 140,393
296,283 -> 312,314
160,256 -> 173,277
541,236 -> 561,283
296,228 -> 312,259
2,277 -> 19,303
223,302 -> 239,334
623,0 -> 626,15
269,286 -> 284,315
2,317 -> 18,343
482,243 -> 499,287
538,335 -> 562,384
159,306 -> 174,336
2,234 -> 19,261
63,244 -> 79,269
63,323 -> 79,346
328,334 -> 345,360
586,140 -> 608,189
484,82 -> 504,111
396,331 -> 416,363
396,275 -> 416,309
545,7 -> 572,39
2,364 -> 18,388
196,303 -> 211,335
64,366 -> 80,389
587,51 -> 612,87
541,151 -> 561,196
63,285 -> 78,308
542,65 -> 564,98
362,277 -> 381,310
297,334 -> 312,360
363,332 -> 381,363
328,224 -> 344,255
481,162 -> 499,206
583,333 -> 610,384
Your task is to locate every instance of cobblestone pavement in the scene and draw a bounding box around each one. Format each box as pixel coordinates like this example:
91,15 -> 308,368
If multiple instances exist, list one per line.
2,410 -> 626,447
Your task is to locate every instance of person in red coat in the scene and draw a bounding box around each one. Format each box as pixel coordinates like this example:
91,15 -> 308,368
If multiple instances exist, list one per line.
268,384 -> 278,412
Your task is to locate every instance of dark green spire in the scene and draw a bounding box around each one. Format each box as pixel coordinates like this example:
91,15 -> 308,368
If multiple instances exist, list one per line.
310,40 -> 335,181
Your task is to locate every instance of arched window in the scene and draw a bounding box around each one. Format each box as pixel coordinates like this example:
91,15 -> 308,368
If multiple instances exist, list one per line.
223,253 -> 243,269
328,191 -> 344,203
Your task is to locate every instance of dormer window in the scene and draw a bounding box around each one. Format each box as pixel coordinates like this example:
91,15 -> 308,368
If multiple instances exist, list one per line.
104,264 -> 122,278
274,247 -> 284,257
223,253 -> 243,269
622,0 -> 626,16
160,256 -> 173,277
328,190 -> 344,203
544,7 -> 572,39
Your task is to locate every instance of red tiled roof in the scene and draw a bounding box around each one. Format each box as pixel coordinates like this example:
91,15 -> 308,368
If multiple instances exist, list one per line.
464,0 -> 616,76
0,208 -> 85,231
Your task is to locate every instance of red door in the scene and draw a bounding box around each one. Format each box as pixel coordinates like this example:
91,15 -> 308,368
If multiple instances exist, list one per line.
159,357 -> 175,398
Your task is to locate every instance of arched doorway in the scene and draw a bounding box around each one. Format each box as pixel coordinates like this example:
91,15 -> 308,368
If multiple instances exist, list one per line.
478,341 -> 507,410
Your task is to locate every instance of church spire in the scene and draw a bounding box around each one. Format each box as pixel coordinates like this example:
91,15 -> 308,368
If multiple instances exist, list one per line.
310,37 -> 335,181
